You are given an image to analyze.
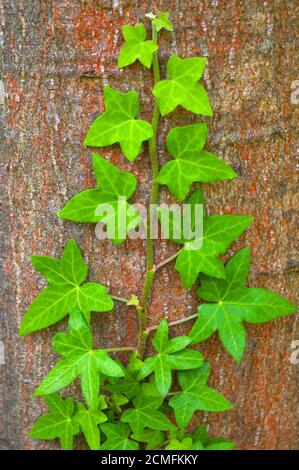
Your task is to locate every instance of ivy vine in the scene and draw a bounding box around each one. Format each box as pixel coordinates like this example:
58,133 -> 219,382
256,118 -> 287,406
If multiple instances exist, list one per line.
19,12 -> 296,451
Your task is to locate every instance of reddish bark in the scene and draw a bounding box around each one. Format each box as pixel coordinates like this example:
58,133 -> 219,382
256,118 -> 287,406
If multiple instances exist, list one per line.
0,0 -> 298,449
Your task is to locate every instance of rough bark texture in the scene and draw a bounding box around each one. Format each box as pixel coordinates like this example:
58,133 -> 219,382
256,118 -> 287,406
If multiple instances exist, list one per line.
0,0 -> 298,450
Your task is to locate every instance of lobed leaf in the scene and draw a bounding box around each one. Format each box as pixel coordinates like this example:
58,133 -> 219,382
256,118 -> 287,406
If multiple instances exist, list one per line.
74,402 -> 107,450
153,55 -> 212,116
190,247 -> 297,362
174,207 -> 254,289
152,12 -> 174,32
169,363 -> 233,429
84,86 -> 153,161
19,240 -> 114,335
118,23 -> 158,69
29,394 -> 80,450
34,321 -> 124,409
59,155 -> 139,244
166,437 -> 194,450
138,319 -> 203,395
100,422 -> 139,450
157,124 -> 237,201
121,394 -> 175,434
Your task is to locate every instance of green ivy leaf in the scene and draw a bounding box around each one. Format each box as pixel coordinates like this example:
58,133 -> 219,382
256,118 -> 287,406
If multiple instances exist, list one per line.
153,55 -> 212,116
190,247 -> 296,362
121,394 -> 176,434
169,363 -> 233,429
74,402 -> 107,450
84,86 -> 153,161
204,441 -> 235,450
19,240 -> 114,335
192,425 -> 235,450
140,378 -> 163,398
157,124 -> 237,201
131,429 -> 165,450
158,188 -> 206,245
68,308 -> 89,330
100,422 -> 139,450
58,154 -> 139,244
104,371 -> 141,401
118,23 -> 158,69
192,424 -> 208,443
173,193 -> 254,288
29,394 -> 79,450
104,353 -> 142,400
34,321 -> 124,408
110,394 -> 129,414
152,12 -> 174,32
166,437 -> 194,450
137,320 -> 203,395
164,426 -> 234,450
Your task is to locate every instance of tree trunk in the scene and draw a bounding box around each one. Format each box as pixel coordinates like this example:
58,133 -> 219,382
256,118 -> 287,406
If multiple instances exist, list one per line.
0,0 -> 298,450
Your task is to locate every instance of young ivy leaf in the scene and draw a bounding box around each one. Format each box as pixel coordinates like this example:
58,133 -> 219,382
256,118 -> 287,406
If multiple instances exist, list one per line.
104,371 -> 141,401
74,402 -> 107,450
151,12 -> 174,32
121,394 -> 176,434
84,86 -> 153,161
169,362 -> 232,430
166,437 -> 194,450
118,23 -> 158,69
137,319 -> 203,395
100,422 -> 139,450
190,247 -> 296,363
104,352 -> 142,400
153,55 -> 212,116
34,320 -> 124,409
19,240 -> 114,335
29,394 -> 80,450
157,124 -> 237,201
168,425 -> 234,450
58,154 -> 140,244
165,426 -> 234,450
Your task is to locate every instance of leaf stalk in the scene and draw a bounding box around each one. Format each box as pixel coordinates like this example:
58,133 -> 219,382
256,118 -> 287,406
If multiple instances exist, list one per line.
103,346 -> 137,353
147,313 -> 199,334
110,295 -> 131,304
154,249 -> 182,272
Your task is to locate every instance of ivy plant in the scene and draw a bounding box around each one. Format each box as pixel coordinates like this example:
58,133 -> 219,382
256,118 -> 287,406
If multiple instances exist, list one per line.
20,11 -> 296,451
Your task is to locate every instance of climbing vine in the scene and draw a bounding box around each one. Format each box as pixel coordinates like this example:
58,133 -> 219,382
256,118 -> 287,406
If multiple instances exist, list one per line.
20,12 -> 296,450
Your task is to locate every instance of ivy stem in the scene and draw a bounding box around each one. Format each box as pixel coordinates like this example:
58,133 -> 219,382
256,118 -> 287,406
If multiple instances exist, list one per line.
103,346 -> 137,353
110,295 -> 131,304
137,23 -> 161,358
146,313 -> 199,334
154,249 -> 183,272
